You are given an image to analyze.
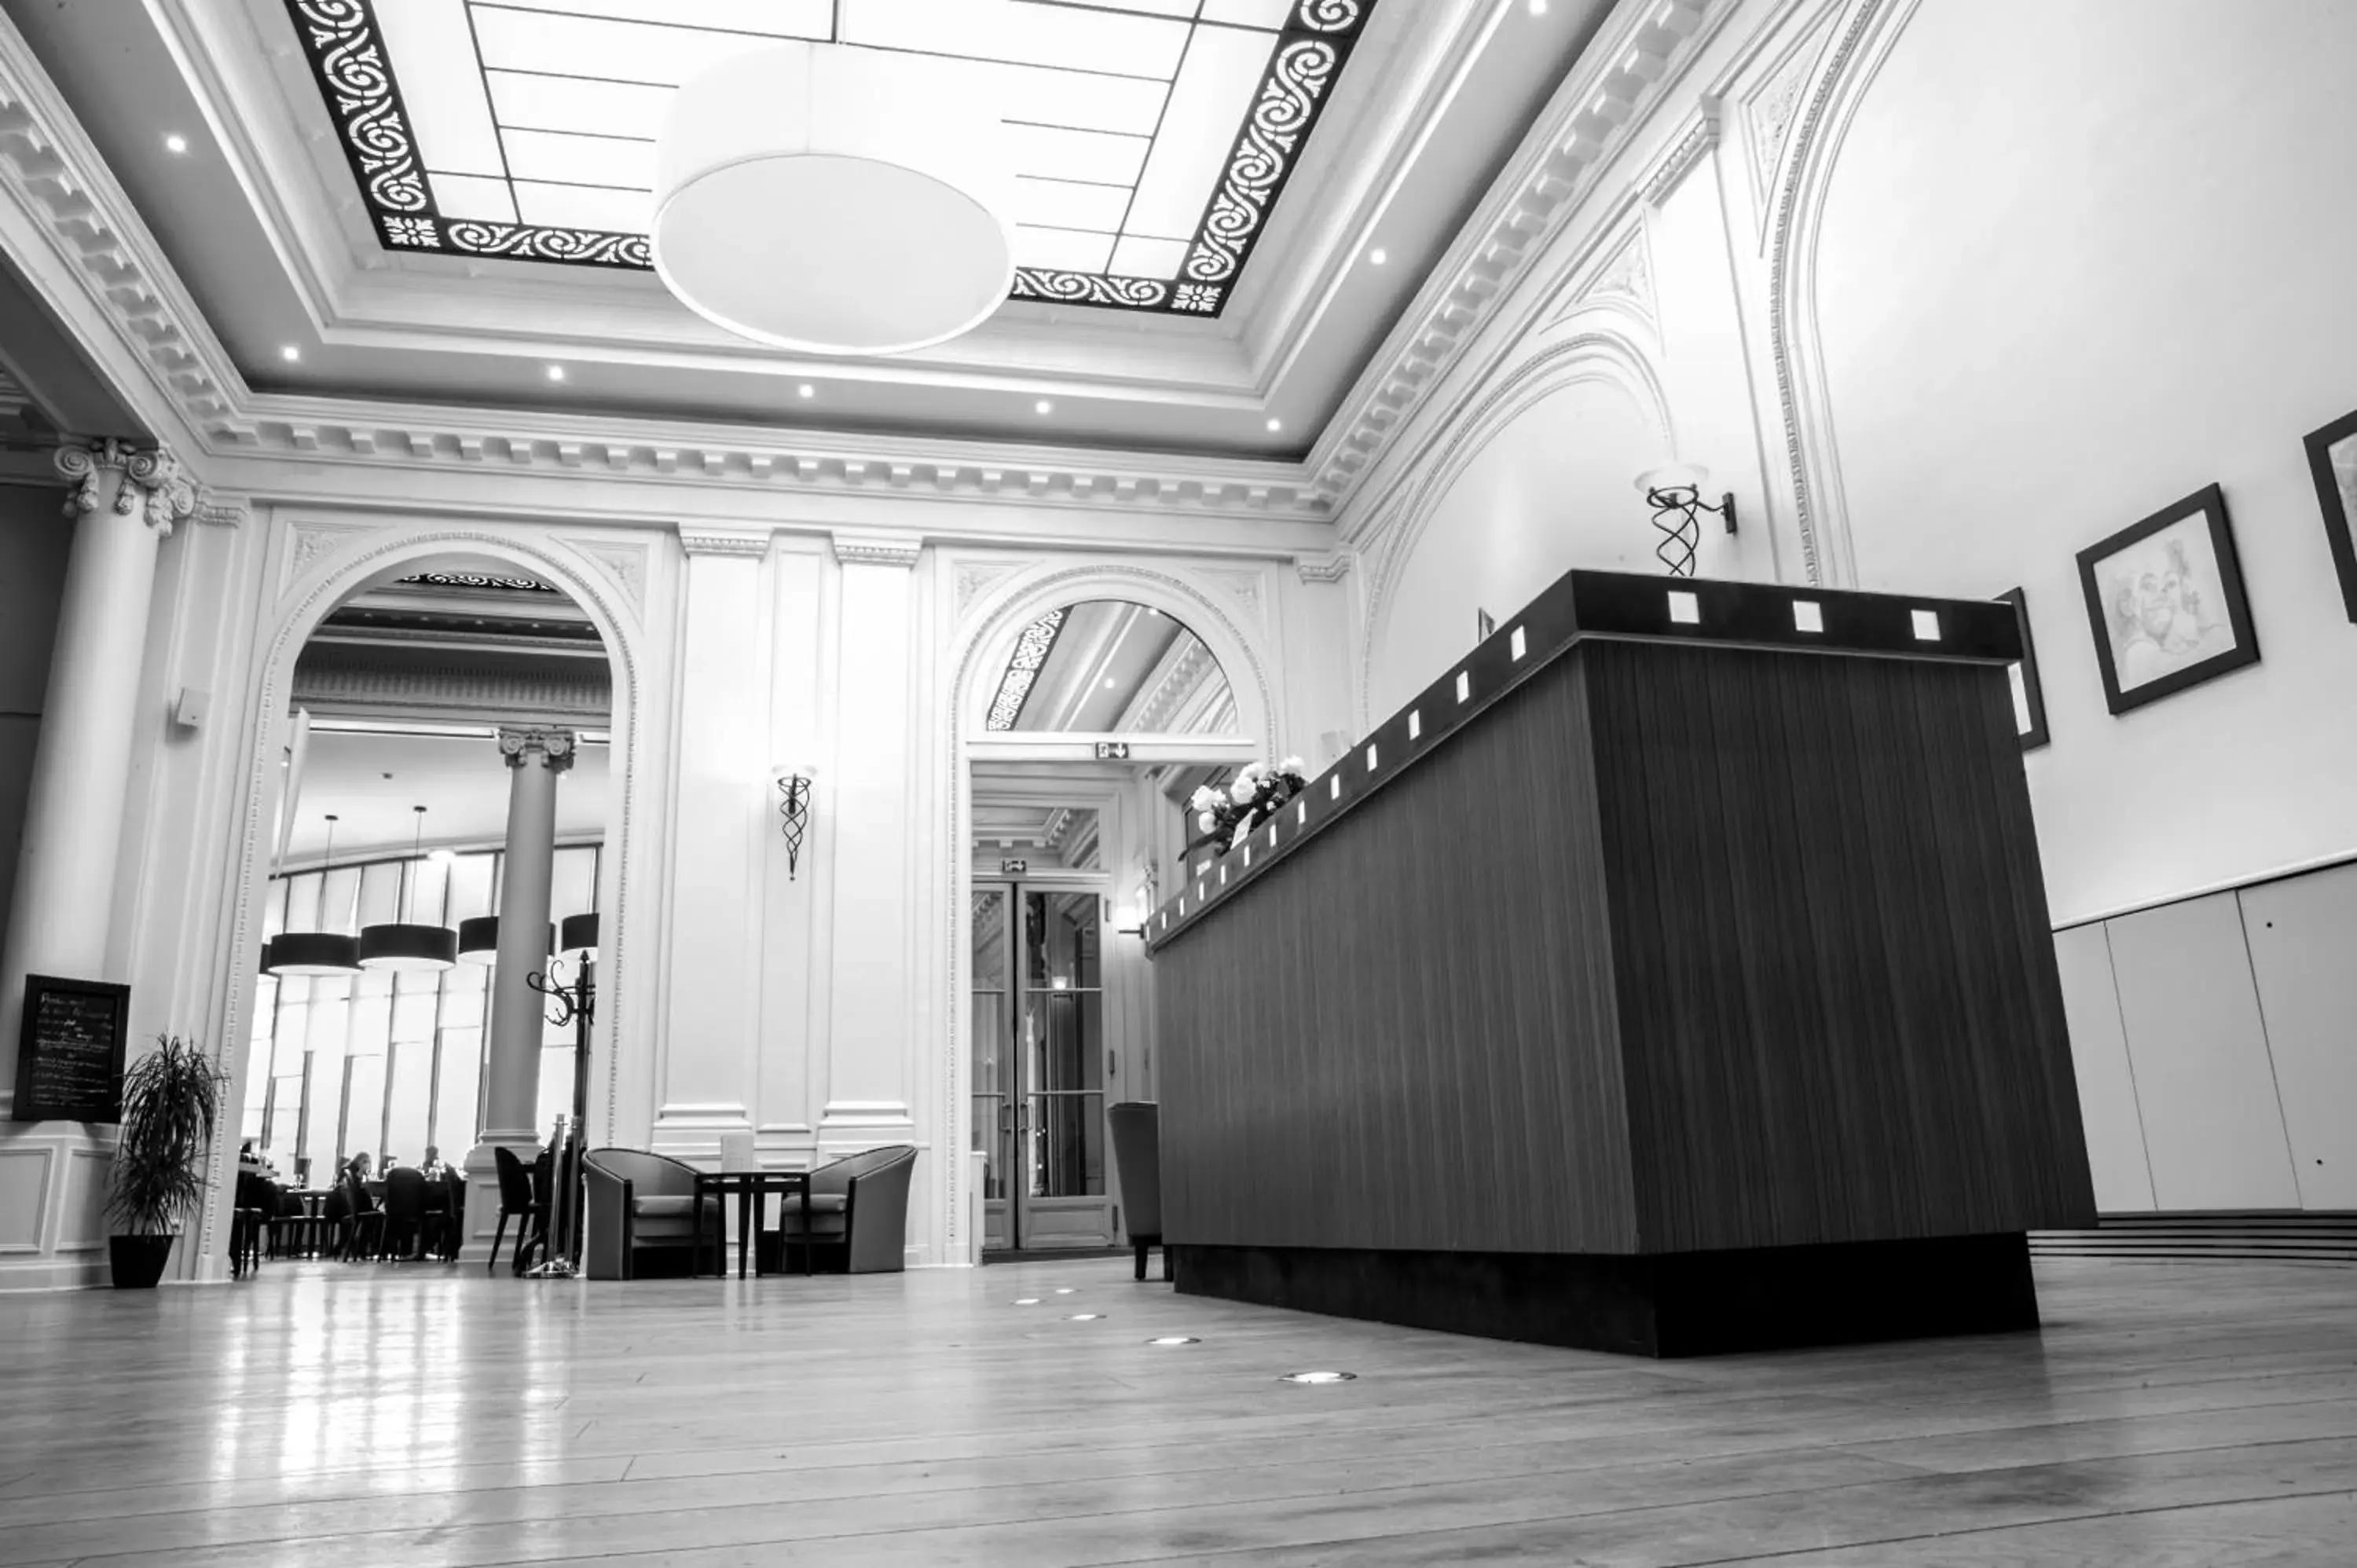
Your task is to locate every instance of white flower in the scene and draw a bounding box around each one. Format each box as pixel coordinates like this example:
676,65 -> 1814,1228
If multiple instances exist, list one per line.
1280,756 -> 1305,776
1188,785 -> 1218,811
1227,779 -> 1255,806
1197,810 -> 1215,833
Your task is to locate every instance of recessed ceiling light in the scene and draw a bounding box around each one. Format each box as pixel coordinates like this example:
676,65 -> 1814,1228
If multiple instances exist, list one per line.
1035,399 -> 1054,416
545,365 -> 566,382
164,134 -> 189,155
1102,678 -> 1117,690
1368,247 -> 1387,266
280,345 -> 301,362
1266,418 -> 1283,433
1054,1288 -> 1076,1293
1529,0 -> 1548,13
797,383 -> 815,398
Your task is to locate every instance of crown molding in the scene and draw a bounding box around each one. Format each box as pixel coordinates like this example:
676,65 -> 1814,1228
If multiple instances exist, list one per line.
1305,0 -> 1732,516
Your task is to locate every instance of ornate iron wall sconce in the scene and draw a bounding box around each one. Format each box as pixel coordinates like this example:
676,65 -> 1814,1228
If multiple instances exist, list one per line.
1637,464 -> 1737,578
774,762 -> 817,879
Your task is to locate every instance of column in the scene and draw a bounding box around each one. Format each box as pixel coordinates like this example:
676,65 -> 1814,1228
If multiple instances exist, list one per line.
461,726 -> 572,1255
821,533 -> 922,1149
0,441 -> 194,1289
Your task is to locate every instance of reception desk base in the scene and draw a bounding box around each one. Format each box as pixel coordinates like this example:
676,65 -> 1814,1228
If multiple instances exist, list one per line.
1172,1233 -> 2041,1357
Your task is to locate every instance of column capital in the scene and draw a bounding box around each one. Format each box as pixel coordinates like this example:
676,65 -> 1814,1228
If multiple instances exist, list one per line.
498,726 -> 577,773
832,531 -> 923,570
678,526 -> 772,558
53,438 -> 198,537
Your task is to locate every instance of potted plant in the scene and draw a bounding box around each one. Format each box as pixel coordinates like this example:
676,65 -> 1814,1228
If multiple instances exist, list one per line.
106,1033 -> 226,1289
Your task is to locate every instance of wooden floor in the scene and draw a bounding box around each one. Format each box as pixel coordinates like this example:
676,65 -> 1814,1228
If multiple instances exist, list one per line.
0,1255 -> 2352,1566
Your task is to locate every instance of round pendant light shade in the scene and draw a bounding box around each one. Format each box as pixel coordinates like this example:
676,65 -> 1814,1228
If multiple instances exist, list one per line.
357,805 -> 458,972
653,43 -> 1016,355
266,931 -> 363,977
357,922 -> 458,973
456,916 -> 556,967
559,912 -> 600,961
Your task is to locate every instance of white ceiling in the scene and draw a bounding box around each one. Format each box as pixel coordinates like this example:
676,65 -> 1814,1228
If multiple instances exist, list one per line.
284,727 -> 610,863
0,0 -> 1618,456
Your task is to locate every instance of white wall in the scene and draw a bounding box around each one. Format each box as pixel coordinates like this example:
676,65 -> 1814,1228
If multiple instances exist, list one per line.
1344,0 -> 2357,1219
1369,376 -> 1670,717
1816,0 -> 2357,925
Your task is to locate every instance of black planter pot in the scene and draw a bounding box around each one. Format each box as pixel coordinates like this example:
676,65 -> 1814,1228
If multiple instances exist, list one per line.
108,1234 -> 176,1289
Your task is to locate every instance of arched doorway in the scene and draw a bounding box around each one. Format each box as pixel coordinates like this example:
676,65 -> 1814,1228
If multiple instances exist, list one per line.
947,570 -> 1274,1259
200,531 -> 647,1274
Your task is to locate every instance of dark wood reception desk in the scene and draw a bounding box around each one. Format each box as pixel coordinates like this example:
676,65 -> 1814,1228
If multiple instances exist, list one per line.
1142,570 -> 2096,1356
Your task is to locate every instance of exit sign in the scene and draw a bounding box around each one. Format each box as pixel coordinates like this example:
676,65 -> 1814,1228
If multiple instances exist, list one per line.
1000,858 -> 1028,875
1094,741 -> 1131,760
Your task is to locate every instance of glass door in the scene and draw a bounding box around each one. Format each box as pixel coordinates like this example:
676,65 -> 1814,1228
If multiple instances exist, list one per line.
973,885 -> 1113,1251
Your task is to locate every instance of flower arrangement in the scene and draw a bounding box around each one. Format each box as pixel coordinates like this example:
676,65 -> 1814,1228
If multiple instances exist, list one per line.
1189,757 -> 1309,855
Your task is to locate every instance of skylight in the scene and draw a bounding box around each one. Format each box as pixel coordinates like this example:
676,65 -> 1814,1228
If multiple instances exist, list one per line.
284,0 -> 1376,318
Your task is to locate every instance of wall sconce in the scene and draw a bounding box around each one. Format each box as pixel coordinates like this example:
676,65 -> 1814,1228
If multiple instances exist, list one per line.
1636,463 -> 1736,578
773,761 -> 817,879
1116,863 -> 1159,936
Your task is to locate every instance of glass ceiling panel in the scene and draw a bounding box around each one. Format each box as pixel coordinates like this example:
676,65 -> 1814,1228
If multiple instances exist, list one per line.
284,0 -> 1377,317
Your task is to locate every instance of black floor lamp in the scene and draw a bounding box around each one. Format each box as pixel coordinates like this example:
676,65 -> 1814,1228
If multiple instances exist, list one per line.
524,911 -> 599,1277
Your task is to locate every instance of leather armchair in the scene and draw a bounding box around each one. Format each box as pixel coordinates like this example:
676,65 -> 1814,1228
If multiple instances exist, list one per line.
583,1148 -> 712,1280
774,1145 -> 916,1273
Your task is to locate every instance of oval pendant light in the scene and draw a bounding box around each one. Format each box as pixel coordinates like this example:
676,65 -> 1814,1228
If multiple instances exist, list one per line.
264,814 -> 362,976
456,915 -> 555,967
359,806 -> 457,973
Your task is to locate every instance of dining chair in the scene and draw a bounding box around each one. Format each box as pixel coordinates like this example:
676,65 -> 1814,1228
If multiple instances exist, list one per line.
488,1145 -> 546,1275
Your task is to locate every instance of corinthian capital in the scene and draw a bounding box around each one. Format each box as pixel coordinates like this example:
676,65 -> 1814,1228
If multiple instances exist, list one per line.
54,438 -> 199,537
498,726 -> 578,773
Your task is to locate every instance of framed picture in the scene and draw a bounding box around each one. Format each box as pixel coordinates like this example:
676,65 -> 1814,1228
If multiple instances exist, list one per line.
1999,587 -> 2048,750
2303,406 -> 2357,622
2075,483 -> 2259,715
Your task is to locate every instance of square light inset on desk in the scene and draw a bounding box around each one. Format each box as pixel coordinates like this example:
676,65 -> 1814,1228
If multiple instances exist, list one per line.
1667,590 -> 1700,625
1329,775 -> 1341,800
1455,672 -> 1472,703
1364,744 -> 1379,771
1793,599 -> 1824,633
1911,608 -> 1941,640
1408,710 -> 1422,741
1509,626 -> 1527,660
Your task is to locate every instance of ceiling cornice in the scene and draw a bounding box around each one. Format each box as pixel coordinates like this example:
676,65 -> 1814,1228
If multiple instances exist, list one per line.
1307,0 -> 1729,517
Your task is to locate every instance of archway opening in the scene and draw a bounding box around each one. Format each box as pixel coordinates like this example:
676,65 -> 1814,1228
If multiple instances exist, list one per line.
233,553 -> 617,1271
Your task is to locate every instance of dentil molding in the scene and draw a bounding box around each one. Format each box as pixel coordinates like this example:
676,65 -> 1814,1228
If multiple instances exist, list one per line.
1643,108 -> 1723,206
676,526 -> 771,559
833,533 -> 925,570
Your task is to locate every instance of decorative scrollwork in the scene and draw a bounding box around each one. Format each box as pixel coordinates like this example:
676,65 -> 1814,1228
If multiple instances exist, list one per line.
292,0 -> 1377,310
443,222 -> 651,268
397,571 -> 560,593
1182,35 -> 1346,288
1011,270 -> 1170,309
288,1 -> 430,215
53,439 -> 196,537
986,609 -> 1067,731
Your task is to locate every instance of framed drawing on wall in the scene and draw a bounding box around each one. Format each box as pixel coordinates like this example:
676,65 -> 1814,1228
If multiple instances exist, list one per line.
2075,483 -> 2259,715
2303,406 -> 2357,622
1998,588 -> 2048,750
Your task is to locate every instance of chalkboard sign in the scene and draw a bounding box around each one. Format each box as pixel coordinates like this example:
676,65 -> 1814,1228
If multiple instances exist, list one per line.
12,974 -> 129,1123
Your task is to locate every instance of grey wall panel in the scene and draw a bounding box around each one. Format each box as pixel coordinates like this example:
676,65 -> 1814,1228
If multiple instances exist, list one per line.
2051,922 -> 2156,1213
2238,866 -> 2357,1211
2105,893 -> 2300,1211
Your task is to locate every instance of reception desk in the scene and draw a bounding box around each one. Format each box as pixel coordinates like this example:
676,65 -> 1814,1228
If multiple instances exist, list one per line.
1142,570 -> 2096,1355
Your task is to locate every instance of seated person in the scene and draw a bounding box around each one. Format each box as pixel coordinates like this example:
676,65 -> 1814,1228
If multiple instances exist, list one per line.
238,1141 -> 263,1177
419,1144 -> 449,1181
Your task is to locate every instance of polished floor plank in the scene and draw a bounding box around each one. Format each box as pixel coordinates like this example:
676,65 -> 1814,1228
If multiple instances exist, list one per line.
0,1258 -> 2348,1566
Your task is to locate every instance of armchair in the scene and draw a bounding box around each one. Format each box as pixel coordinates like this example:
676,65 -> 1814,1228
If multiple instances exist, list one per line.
583,1148 -> 714,1280
772,1145 -> 916,1273
1108,1102 -> 1168,1281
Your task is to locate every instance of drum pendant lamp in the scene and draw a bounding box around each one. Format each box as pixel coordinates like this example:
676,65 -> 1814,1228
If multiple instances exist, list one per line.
265,814 -> 363,976
357,806 -> 457,973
